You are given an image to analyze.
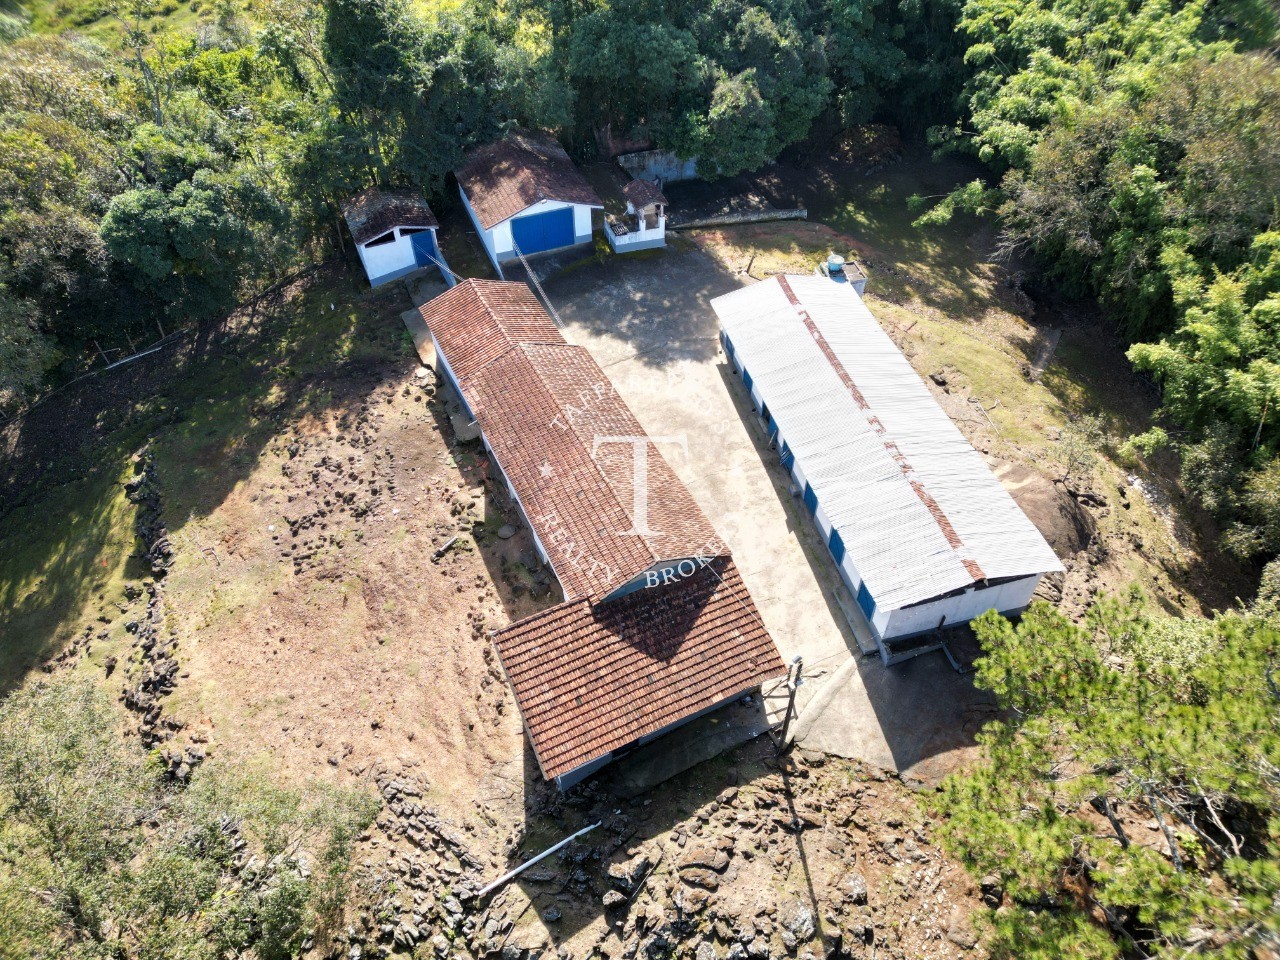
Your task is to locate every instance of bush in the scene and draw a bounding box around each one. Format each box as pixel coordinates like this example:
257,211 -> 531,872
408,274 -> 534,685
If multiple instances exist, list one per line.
0,675 -> 377,959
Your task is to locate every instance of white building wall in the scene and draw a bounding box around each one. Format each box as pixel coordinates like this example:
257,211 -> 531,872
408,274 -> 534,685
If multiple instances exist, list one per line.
572,203 -> 592,239
357,233 -> 412,284
790,458 -> 807,497
813,502 -> 833,540
606,215 -> 666,252
461,189 -> 596,274
459,187 -> 498,265
882,574 -> 1042,639
356,226 -> 439,286
489,216 -> 513,258
500,200 -> 593,258
840,554 -> 863,592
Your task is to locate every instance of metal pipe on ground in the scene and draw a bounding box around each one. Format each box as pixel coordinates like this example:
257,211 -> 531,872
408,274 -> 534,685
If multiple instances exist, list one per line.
669,208 -> 807,231
475,821 -> 601,900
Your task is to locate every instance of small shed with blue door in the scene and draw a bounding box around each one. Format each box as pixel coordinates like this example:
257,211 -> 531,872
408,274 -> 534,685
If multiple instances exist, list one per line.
712,274 -> 1063,665
456,130 -> 602,277
343,188 -> 450,288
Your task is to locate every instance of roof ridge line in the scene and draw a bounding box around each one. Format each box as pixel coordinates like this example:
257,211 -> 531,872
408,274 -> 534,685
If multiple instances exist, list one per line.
472,348 -> 666,592
447,284 -> 568,390
775,275 -> 985,583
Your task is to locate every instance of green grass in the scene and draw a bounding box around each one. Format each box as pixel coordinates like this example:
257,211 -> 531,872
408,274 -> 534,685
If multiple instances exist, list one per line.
0,458 -> 142,693
805,154 -> 1000,316
22,0 -> 252,44
0,264 -> 412,695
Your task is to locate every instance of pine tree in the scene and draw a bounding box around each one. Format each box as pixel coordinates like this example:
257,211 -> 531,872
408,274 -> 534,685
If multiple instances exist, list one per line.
936,594 -> 1280,958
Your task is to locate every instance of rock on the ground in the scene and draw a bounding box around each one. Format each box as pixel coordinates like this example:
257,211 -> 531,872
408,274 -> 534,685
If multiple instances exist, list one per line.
679,842 -> 731,873
608,853 -> 652,895
947,907 -> 978,950
843,871 -> 868,905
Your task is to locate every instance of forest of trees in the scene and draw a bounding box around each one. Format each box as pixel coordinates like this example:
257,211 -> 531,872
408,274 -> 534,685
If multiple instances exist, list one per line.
939,590 -> 1279,960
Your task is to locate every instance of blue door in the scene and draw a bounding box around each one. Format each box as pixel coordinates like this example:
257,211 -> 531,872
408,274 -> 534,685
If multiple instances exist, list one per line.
803,482 -> 818,514
511,207 -> 575,254
410,230 -> 438,267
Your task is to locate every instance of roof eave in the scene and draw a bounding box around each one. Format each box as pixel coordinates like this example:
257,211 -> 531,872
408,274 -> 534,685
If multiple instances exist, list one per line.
476,197 -> 603,233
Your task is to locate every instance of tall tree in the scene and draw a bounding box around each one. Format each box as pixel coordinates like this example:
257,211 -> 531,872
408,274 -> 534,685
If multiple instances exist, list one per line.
321,0 -> 491,194
100,169 -> 285,323
566,0 -> 703,145
937,595 -> 1280,959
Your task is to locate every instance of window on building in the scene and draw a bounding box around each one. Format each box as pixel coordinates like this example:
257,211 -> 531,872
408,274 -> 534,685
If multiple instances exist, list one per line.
780,443 -> 795,470
856,581 -> 876,620
829,529 -> 846,564
365,231 -> 395,247
399,227 -> 429,236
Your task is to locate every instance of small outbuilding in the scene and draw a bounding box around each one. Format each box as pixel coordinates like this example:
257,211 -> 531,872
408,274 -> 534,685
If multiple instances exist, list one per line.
712,274 -> 1063,664
456,131 -> 602,275
606,179 -> 668,253
342,188 -> 447,288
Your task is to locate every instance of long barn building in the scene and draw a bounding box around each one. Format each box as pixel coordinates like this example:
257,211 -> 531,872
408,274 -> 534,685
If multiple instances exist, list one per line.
420,280 -> 786,788
712,275 -> 1062,663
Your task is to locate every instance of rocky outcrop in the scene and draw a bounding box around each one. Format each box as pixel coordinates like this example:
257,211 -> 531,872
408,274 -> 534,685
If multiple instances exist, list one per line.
118,451 -> 190,761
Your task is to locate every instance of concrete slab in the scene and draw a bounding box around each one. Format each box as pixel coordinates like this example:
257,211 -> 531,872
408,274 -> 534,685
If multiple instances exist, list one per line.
405,268 -> 450,307
400,308 -> 435,366
540,243 -> 993,785
599,696 -> 774,798
788,649 -> 998,788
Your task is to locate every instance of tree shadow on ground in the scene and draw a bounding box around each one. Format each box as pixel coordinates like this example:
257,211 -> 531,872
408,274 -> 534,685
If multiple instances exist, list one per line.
540,242 -> 731,369
0,260 -> 429,695
664,147 -> 1001,319
0,464 -> 152,694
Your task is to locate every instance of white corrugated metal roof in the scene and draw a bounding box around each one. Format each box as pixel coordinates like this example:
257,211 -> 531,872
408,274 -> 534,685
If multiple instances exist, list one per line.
711,275 -> 1063,611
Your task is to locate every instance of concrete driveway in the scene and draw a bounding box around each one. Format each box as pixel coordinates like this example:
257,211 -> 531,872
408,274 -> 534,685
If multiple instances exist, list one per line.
542,241 -> 995,786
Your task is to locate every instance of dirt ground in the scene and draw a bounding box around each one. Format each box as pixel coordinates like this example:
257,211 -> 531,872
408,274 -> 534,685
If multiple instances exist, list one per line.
161,362 -> 538,818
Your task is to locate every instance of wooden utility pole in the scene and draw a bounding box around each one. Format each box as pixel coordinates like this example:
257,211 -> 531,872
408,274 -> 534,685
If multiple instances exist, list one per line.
777,655 -> 803,750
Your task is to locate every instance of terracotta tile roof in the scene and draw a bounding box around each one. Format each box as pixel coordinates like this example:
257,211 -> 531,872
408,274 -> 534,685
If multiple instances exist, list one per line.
418,280 -> 563,382
465,342 -> 721,598
457,130 -> 602,230
492,557 -> 786,780
342,187 -> 437,245
420,280 -> 720,599
623,179 -> 668,208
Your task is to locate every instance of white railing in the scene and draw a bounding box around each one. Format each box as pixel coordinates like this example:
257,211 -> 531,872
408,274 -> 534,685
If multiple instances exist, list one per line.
606,215 -> 666,252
